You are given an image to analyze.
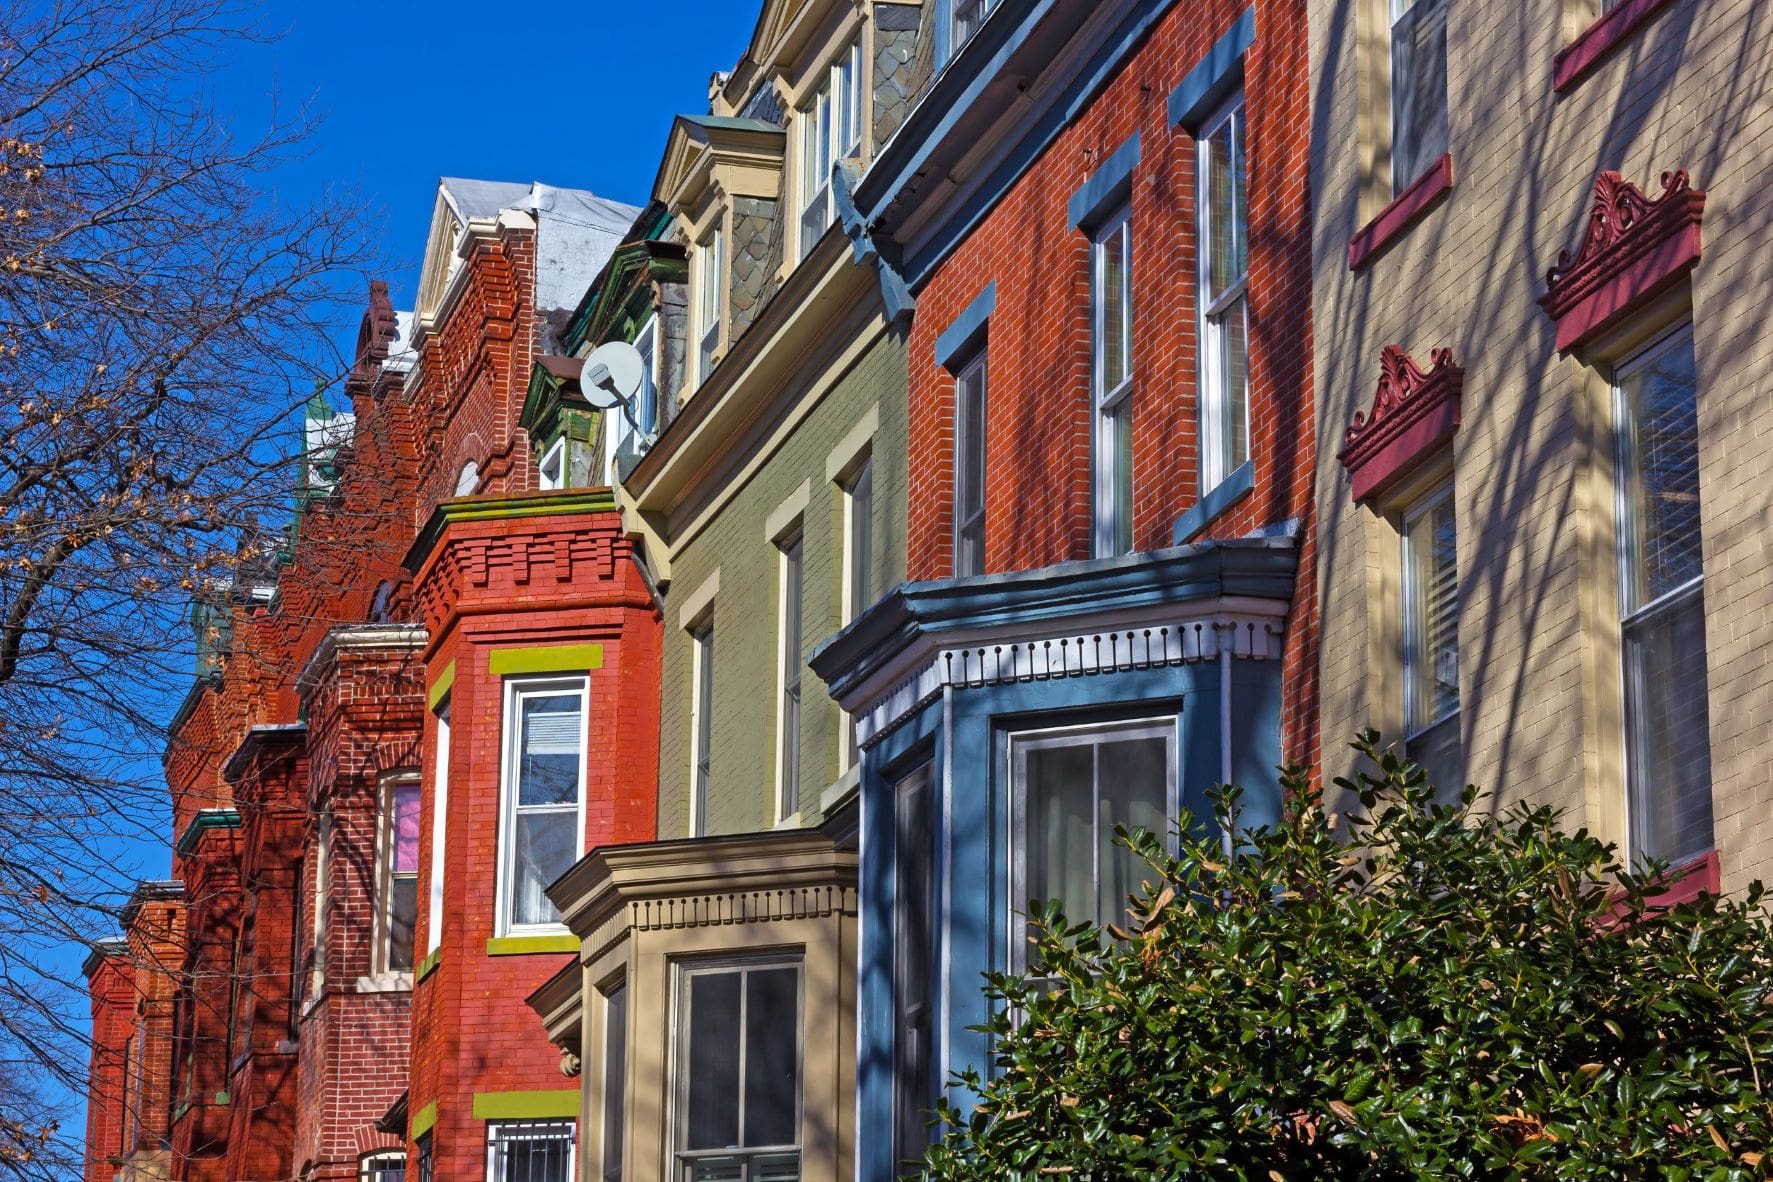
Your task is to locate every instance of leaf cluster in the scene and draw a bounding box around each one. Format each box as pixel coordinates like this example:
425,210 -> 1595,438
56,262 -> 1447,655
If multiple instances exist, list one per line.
923,732 -> 1773,1180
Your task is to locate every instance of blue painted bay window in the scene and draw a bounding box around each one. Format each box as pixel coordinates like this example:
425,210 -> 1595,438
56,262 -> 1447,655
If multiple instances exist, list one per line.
809,536 -> 1297,1180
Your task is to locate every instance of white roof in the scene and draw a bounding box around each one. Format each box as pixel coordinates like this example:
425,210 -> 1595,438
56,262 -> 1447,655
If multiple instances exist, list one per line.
434,178 -> 641,316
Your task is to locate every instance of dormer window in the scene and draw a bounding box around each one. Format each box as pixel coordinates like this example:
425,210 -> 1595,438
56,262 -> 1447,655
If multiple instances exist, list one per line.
538,437 -> 566,491
696,225 -> 725,382
798,40 -> 863,259
953,0 -> 995,47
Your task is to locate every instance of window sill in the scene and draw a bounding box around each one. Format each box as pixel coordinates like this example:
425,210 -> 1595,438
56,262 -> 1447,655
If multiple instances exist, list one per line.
485,932 -> 578,956
415,947 -> 442,983
1173,461 -> 1253,546
354,972 -> 414,993
1554,0 -> 1676,93
1347,154 -> 1454,271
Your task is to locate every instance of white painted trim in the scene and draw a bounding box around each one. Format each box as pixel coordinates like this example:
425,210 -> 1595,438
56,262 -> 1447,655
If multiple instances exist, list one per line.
764,479 -> 813,545
674,567 -> 721,633
825,404 -> 881,483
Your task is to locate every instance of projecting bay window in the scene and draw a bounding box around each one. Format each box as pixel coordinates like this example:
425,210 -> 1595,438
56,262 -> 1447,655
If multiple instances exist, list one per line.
425,702 -> 449,958
498,677 -> 588,933
600,980 -> 628,1182
1010,720 -> 1176,975
487,1119 -> 575,1182
1401,486 -> 1462,796
376,775 -> 421,974
798,41 -> 861,258
1198,93 -> 1249,491
674,959 -> 803,1182
697,226 -> 726,382
1615,323 -> 1713,868
953,351 -> 988,577
776,530 -> 806,821
1091,205 -> 1134,557
892,763 -> 937,1174
690,621 -> 715,837
1389,0 -> 1448,192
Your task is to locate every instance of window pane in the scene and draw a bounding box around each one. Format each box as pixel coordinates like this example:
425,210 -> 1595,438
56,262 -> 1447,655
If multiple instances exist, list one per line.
602,984 -> 626,1182
519,694 -> 582,806
1206,119 -> 1243,295
742,968 -> 800,1148
1111,401 -> 1132,554
1095,736 -> 1168,927
779,538 -> 804,817
1619,332 -> 1703,610
1625,590 -> 1714,866
1097,219 -> 1130,392
849,458 -> 874,617
490,1121 -> 574,1182
1404,711 -> 1463,803
684,972 -> 743,1151
389,876 -> 417,972
1390,0 -> 1448,192
1404,496 -> 1459,731
512,808 -> 576,927
693,626 -> 715,834
1024,742 -> 1094,922
894,766 -> 935,1167
394,784 -> 421,873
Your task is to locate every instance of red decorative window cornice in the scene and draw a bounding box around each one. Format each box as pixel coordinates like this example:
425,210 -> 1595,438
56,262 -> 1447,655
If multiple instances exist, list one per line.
1539,169 -> 1705,351
1338,345 -> 1464,503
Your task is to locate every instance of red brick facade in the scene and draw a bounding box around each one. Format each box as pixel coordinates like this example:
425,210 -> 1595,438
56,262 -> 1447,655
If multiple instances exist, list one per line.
903,0 -> 1319,763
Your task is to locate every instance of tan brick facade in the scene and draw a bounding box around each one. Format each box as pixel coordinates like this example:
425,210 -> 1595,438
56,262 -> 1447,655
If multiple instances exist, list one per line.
1311,0 -> 1773,889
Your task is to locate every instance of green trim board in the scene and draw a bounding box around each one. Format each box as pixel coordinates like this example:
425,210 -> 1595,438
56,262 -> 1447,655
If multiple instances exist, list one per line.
486,933 -> 579,956
414,947 -> 442,983
175,807 -> 241,857
487,644 -> 604,677
403,489 -> 618,572
410,1100 -> 438,1139
471,1089 -> 580,1122
426,661 -> 456,711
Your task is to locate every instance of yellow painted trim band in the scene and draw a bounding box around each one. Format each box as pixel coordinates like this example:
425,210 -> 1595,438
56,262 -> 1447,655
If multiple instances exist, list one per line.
471,1089 -> 580,1121
485,934 -> 579,956
427,661 -> 456,711
411,1100 -> 438,1139
488,644 -> 604,677
415,947 -> 442,983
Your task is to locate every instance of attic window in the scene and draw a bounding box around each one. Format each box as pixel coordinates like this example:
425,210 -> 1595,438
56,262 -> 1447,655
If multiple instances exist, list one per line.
798,40 -> 862,259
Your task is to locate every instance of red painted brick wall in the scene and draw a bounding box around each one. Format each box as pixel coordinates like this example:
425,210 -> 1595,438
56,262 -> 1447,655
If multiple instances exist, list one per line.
903,0 -> 1318,764
83,955 -> 134,1182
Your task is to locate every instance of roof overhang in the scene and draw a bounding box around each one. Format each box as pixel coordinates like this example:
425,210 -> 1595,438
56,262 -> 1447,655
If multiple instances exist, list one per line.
653,115 -> 788,216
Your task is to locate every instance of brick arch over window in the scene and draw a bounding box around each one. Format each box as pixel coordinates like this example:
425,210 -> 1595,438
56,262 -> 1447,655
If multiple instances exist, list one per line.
1538,169 -> 1706,351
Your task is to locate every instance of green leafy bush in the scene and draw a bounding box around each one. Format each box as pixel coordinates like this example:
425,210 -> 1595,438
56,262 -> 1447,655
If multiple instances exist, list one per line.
923,732 -> 1773,1180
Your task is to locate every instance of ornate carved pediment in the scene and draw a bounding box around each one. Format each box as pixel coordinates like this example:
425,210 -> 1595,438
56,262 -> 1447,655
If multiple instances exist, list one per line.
1540,170 -> 1704,350
1338,346 -> 1464,503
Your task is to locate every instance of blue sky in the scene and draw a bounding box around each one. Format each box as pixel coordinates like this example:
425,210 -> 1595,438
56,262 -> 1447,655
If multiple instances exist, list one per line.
217,0 -> 761,367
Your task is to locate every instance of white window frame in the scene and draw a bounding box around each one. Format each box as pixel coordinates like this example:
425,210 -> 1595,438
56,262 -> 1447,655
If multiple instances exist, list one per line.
1400,484 -> 1460,769
359,1151 -> 406,1182
425,702 -> 449,957
1613,322 -> 1712,868
1090,203 -> 1134,558
952,350 -> 988,577
1006,717 -> 1179,976
670,956 -> 805,1182
688,620 -> 715,837
775,529 -> 806,822
495,675 -> 590,936
798,40 -> 863,260
373,772 -> 421,977
696,225 -> 725,384
1196,91 -> 1249,492
538,437 -> 566,491
486,1118 -> 576,1182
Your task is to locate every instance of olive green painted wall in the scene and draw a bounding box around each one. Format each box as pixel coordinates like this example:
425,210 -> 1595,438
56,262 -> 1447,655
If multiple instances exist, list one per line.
656,327 -> 908,837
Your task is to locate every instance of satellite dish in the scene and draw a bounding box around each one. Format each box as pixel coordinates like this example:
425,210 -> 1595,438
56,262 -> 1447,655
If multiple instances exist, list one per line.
582,341 -> 644,411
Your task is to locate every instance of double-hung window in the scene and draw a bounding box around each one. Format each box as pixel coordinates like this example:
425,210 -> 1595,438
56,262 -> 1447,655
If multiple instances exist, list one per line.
952,352 -> 988,577
360,1152 -> 406,1182
487,1119 -> 575,1182
600,981 -> 628,1182
415,1134 -> 434,1182
1197,94 -> 1249,491
674,959 -> 803,1182
842,458 -> 875,766
892,763 -> 937,1173
1615,324 -> 1713,867
377,775 -> 421,974
952,0 -> 995,47
425,702 -> 449,959
1010,720 -> 1175,974
798,42 -> 862,257
690,621 -> 715,836
1401,487 -> 1462,795
499,677 -> 588,932
1389,0 -> 1448,193
776,531 -> 805,820
1091,206 -> 1134,556
697,227 -> 725,382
